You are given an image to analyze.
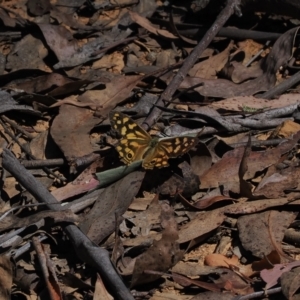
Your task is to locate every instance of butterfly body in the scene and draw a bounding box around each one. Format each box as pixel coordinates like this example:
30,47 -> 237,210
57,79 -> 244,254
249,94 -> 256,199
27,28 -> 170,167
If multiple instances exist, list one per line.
109,111 -> 198,169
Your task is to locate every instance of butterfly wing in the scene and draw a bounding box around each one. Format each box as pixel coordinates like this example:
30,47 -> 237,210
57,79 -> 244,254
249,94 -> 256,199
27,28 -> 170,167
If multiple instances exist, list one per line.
109,111 -> 152,165
142,136 -> 198,169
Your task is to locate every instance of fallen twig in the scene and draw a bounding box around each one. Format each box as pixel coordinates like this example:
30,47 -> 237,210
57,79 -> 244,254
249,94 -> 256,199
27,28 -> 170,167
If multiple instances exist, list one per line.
2,149 -> 134,300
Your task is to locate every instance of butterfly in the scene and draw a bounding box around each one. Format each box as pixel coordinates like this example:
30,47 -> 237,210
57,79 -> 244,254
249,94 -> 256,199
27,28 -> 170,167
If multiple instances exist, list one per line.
109,111 -> 198,169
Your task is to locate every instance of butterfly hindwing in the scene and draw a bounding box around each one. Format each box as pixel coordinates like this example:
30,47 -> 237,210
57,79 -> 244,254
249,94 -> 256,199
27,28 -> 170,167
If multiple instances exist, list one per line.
142,136 -> 198,169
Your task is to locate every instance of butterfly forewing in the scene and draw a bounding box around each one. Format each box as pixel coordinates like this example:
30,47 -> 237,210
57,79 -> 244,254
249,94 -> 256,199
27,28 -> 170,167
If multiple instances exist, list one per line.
109,111 -> 152,164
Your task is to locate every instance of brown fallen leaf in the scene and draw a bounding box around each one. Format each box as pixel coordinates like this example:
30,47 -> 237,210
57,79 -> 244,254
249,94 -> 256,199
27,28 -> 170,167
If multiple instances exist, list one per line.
79,171 -> 145,244
188,41 -> 234,79
51,175 -> 99,202
3,177 -> 19,199
232,61 -> 264,84
205,253 -> 255,278
261,261 -> 300,290
178,208 -> 225,244
253,165 -> 300,198
204,254 -> 239,268
50,104 -> 100,160
271,119 -> 300,138
278,266 -> 300,299
6,34 -> 48,71
38,24 -> 78,65
29,131 -> 49,160
237,210 -> 297,259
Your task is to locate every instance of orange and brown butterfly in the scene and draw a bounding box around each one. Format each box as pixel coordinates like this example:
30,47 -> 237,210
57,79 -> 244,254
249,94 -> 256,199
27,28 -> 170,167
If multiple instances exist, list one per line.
109,111 -> 198,169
